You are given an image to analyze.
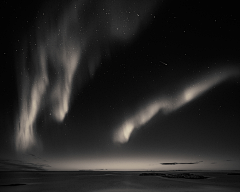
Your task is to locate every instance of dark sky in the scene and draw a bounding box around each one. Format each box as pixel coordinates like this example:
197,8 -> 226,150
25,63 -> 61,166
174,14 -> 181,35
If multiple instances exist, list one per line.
1,0 -> 240,171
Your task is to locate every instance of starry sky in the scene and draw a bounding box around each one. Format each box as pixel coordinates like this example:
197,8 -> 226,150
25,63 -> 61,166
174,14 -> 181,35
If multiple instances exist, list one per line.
1,0 -> 240,171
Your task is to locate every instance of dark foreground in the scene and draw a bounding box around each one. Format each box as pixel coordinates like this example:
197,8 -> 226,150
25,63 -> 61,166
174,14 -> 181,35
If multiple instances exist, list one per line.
139,172 -> 209,179
0,171 -> 239,192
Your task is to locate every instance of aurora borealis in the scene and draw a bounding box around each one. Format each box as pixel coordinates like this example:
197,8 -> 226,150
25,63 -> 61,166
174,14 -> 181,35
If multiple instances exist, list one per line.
1,0 -> 240,171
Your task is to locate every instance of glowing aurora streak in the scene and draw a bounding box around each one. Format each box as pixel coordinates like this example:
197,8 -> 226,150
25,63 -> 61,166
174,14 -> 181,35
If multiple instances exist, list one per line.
114,67 -> 239,143
15,0 -> 159,152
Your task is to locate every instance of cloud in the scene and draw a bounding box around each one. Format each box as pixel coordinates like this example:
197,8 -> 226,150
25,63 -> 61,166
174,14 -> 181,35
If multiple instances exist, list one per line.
160,161 -> 202,165
27,153 -> 36,157
26,153 -> 46,161
161,163 -> 177,165
0,159 -> 50,171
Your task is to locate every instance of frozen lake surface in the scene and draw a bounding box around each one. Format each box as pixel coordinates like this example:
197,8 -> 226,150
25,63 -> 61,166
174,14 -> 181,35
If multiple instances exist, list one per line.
0,171 -> 239,192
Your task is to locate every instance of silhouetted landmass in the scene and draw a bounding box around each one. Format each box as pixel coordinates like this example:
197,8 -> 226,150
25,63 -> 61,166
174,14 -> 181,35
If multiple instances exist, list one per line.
78,169 -> 108,171
139,172 -> 208,179
78,170 -> 95,171
0,183 -> 26,186
227,173 -> 240,175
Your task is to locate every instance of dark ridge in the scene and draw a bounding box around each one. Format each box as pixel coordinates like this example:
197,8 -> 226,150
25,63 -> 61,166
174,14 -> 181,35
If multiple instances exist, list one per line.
139,173 -> 209,179
0,183 -> 26,187
227,173 -> 240,175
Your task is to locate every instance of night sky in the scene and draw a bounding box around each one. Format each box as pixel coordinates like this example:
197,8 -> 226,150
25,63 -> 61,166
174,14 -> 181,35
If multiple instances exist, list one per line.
1,0 -> 240,171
